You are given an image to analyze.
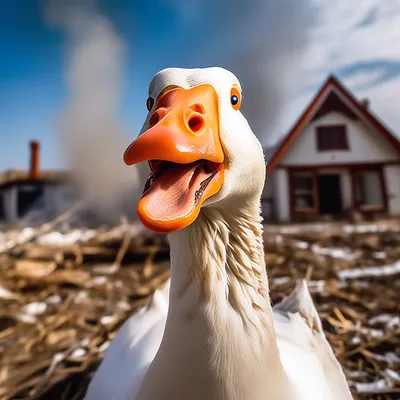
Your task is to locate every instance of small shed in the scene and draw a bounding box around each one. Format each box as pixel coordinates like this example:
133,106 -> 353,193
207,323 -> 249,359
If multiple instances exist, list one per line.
0,141 -> 76,223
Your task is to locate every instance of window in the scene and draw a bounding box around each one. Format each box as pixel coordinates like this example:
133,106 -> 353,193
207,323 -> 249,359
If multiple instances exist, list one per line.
316,125 -> 349,151
291,173 -> 316,212
354,170 -> 384,210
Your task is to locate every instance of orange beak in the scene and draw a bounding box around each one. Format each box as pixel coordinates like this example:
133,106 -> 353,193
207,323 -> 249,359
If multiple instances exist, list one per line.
124,84 -> 224,233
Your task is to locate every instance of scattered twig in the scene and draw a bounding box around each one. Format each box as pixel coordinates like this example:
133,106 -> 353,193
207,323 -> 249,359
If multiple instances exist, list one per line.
1,219 -> 399,399
1,199 -> 87,255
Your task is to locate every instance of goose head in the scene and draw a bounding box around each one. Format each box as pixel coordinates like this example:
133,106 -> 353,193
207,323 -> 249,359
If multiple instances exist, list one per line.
124,67 -> 265,233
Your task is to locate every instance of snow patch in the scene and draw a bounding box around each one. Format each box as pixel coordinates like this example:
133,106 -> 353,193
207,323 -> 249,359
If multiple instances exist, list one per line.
338,261 -> 400,280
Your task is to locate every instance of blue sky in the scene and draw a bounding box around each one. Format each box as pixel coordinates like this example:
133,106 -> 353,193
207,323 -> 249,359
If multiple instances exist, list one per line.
0,1 -> 201,171
1,0 -> 400,172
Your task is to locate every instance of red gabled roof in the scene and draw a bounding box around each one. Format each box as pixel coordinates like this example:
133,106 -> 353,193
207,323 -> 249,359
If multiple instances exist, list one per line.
266,74 -> 400,173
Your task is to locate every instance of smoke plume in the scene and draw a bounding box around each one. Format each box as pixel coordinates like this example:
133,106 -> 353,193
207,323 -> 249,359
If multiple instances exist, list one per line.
40,0 -> 314,225
165,0 -> 315,144
44,0 -> 140,224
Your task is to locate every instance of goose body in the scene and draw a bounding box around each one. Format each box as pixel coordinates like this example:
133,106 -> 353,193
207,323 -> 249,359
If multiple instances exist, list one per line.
86,278 -> 352,400
85,67 -> 353,400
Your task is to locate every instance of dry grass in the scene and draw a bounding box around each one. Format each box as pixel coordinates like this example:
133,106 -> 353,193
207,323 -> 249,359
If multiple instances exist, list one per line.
0,220 -> 399,399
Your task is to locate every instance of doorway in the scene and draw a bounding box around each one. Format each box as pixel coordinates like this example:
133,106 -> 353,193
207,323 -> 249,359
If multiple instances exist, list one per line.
17,184 -> 44,218
318,174 -> 342,215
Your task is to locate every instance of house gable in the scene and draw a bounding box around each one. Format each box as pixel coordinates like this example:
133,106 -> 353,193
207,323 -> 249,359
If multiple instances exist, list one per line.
281,110 -> 399,166
266,75 -> 400,172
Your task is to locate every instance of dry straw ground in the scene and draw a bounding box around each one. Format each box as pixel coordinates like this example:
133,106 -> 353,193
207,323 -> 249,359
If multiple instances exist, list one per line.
0,219 -> 399,400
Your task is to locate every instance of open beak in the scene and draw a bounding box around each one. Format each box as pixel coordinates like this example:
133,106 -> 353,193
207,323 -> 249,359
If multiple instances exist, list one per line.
124,84 -> 224,233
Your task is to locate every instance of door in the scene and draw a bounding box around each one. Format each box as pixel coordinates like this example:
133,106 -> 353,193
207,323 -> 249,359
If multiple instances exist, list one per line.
318,174 -> 342,215
17,183 -> 44,217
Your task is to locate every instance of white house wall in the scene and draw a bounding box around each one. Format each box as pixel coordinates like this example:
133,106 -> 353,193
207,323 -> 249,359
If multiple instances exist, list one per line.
3,187 -> 18,222
340,171 -> 352,210
274,169 -> 289,221
261,170 -> 274,218
281,111 -> 399,166
384,165 -> 400,215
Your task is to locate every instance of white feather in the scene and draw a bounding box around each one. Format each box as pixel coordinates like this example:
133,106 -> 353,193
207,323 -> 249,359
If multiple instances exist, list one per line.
273,280 -> 353,400
86,279 -> 352,399
85,280 -> 169,400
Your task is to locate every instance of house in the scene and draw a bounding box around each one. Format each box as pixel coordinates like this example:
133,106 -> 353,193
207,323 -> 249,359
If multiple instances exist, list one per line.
0,141 -> 76,223
262,75 -> 400,222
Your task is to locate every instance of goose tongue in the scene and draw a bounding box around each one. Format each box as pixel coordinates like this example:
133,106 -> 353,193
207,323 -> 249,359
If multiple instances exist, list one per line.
141,162 -> 212,223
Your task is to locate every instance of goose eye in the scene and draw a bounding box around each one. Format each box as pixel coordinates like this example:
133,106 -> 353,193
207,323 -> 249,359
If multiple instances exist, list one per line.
230,87 -> 241,110
146,97 -> 154,111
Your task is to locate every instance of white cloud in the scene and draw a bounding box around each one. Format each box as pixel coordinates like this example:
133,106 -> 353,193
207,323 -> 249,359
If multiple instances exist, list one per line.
162,0 -> 314,145
358,77 -> 400,132
276,0 -> 400,140
343,69 -> 385,90
304,0 -> 400,72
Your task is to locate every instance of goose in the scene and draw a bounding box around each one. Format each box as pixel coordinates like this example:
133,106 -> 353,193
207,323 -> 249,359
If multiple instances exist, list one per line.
85,67 -> 353,400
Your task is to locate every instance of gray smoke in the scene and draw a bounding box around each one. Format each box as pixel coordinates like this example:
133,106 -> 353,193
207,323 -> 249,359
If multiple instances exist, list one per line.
40,0 -> 313,226
44,0 -> 140,224
165,0 -> 315,144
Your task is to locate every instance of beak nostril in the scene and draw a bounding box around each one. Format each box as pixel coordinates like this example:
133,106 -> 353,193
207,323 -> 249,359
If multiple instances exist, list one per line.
149,113 -> 160,127
188,115 -> 204,132
189,103 -> 206,115
148,107 -> 167,128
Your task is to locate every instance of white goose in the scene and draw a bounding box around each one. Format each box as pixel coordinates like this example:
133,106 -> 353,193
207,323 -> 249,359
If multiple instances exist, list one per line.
85,67 -> 353,400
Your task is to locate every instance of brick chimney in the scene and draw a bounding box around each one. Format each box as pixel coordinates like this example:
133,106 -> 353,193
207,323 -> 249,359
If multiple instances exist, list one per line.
29,140 -> 40,180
